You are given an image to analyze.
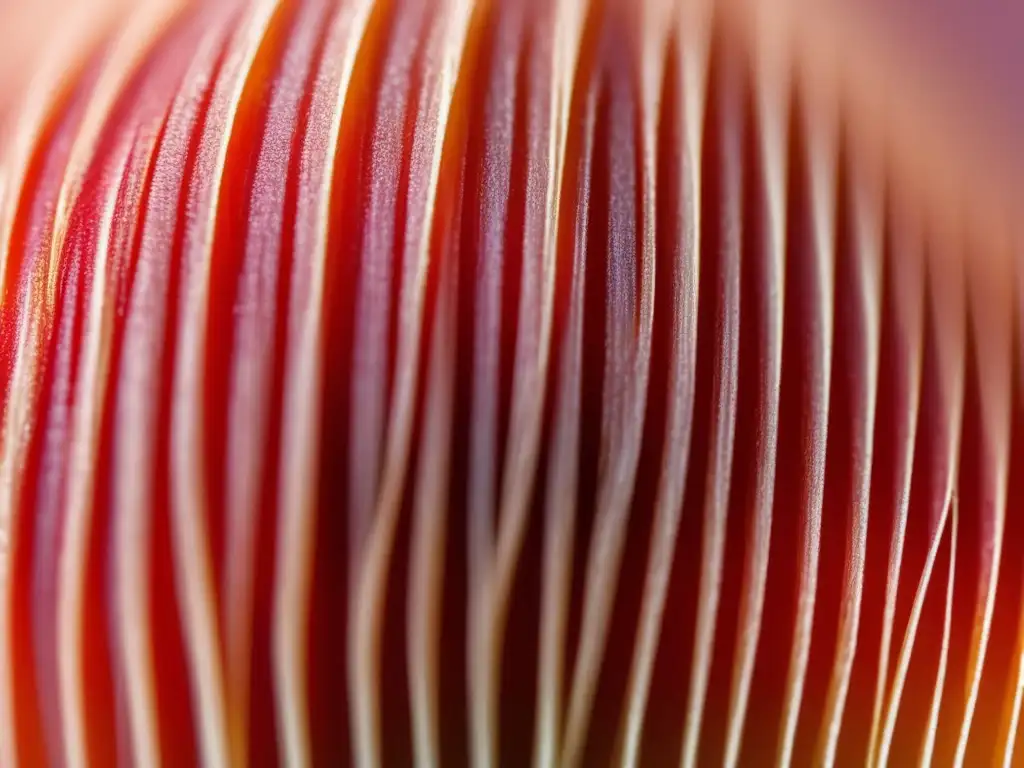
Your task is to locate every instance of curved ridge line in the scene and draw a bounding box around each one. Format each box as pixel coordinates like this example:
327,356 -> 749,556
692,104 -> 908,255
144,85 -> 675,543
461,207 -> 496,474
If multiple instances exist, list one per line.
45,43 -> 196,766
558,6 -> 662,761
864,194 -> 925,768
995,250 -> 1024,767
167,3 -> 285,767
920,498 -> 959,765
775,68 -> 839,768
57,135 -> 137,768
875,299 -> 966,768
950,253 -> 1014,767
874,499 -> 953,767
615,8 -> 706,753
272,0 -> 380,763
721,18 -> 788,766
217,0 -> 337,762
35,10 -> 191,764
349,0 -> 478,763
612,12 -> 701,763
0,1 -> 116,281
47,0 -> 185,272
463,2 -> 529,762
110,9 -> 259,762
534,36 -> 602,767
813,134 -> 884,765
0,10 -> 120,766
6,10 -> 181,740
679,33 -> 743,768
471,0 -> 589,761
406,250 -> 459,768
0,3 -> 116,528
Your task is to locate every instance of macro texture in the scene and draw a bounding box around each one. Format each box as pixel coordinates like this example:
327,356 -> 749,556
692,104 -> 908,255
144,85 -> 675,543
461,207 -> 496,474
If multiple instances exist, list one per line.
0,0 -> 1022,765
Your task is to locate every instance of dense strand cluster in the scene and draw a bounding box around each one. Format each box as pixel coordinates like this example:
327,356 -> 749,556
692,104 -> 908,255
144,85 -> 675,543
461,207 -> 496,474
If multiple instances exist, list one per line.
0,0 -> 1021,765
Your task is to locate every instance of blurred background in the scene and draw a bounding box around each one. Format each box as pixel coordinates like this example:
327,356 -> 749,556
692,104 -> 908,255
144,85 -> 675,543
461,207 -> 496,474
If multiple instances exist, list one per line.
856,0 -> 1024,174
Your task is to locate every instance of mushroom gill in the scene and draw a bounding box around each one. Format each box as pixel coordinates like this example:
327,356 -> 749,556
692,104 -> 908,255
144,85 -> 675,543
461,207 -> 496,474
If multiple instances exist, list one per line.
0,0 -> 1020,765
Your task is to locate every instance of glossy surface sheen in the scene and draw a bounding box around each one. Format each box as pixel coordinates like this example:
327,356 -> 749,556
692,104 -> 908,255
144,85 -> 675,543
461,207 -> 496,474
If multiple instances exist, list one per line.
0,0 -> 1021,765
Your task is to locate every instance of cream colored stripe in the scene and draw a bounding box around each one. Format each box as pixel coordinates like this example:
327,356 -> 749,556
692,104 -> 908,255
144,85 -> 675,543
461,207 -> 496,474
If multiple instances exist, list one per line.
58,140 -> 129,768
220,0 -> 332,761
559,4 -> 660,759
51,10 -> 188,766
919,500 -> 960,765
996,243 -> 1024,768
775,68 -> 838,768
874,500 -> 954,767
721,14 -> 788,766
0,0 -> 117,281
465,4 -> 527,764
814,131 -> 884,765
533,52 -> 601,768
272,0 -> 380,763
59,9 -> 225,764
349,0 -> 477,763
2,4 -> 165,766
162,4 -> 285,767
949,240 -> 1013,767
407,251 -> 458,768
0,7 -> 113,765
470,0 -> 586,758
0,0 -> 117,611
58,123 -> 157,768
617,0 -> 712,759
875,237 -> 966,765
865,196 -> 925,767
678,39 -> 743,767
47,0 -> 184,261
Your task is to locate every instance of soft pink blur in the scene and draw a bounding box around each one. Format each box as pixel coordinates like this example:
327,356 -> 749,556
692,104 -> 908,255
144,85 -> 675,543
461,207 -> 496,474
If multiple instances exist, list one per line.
853,0 -> 1024,167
